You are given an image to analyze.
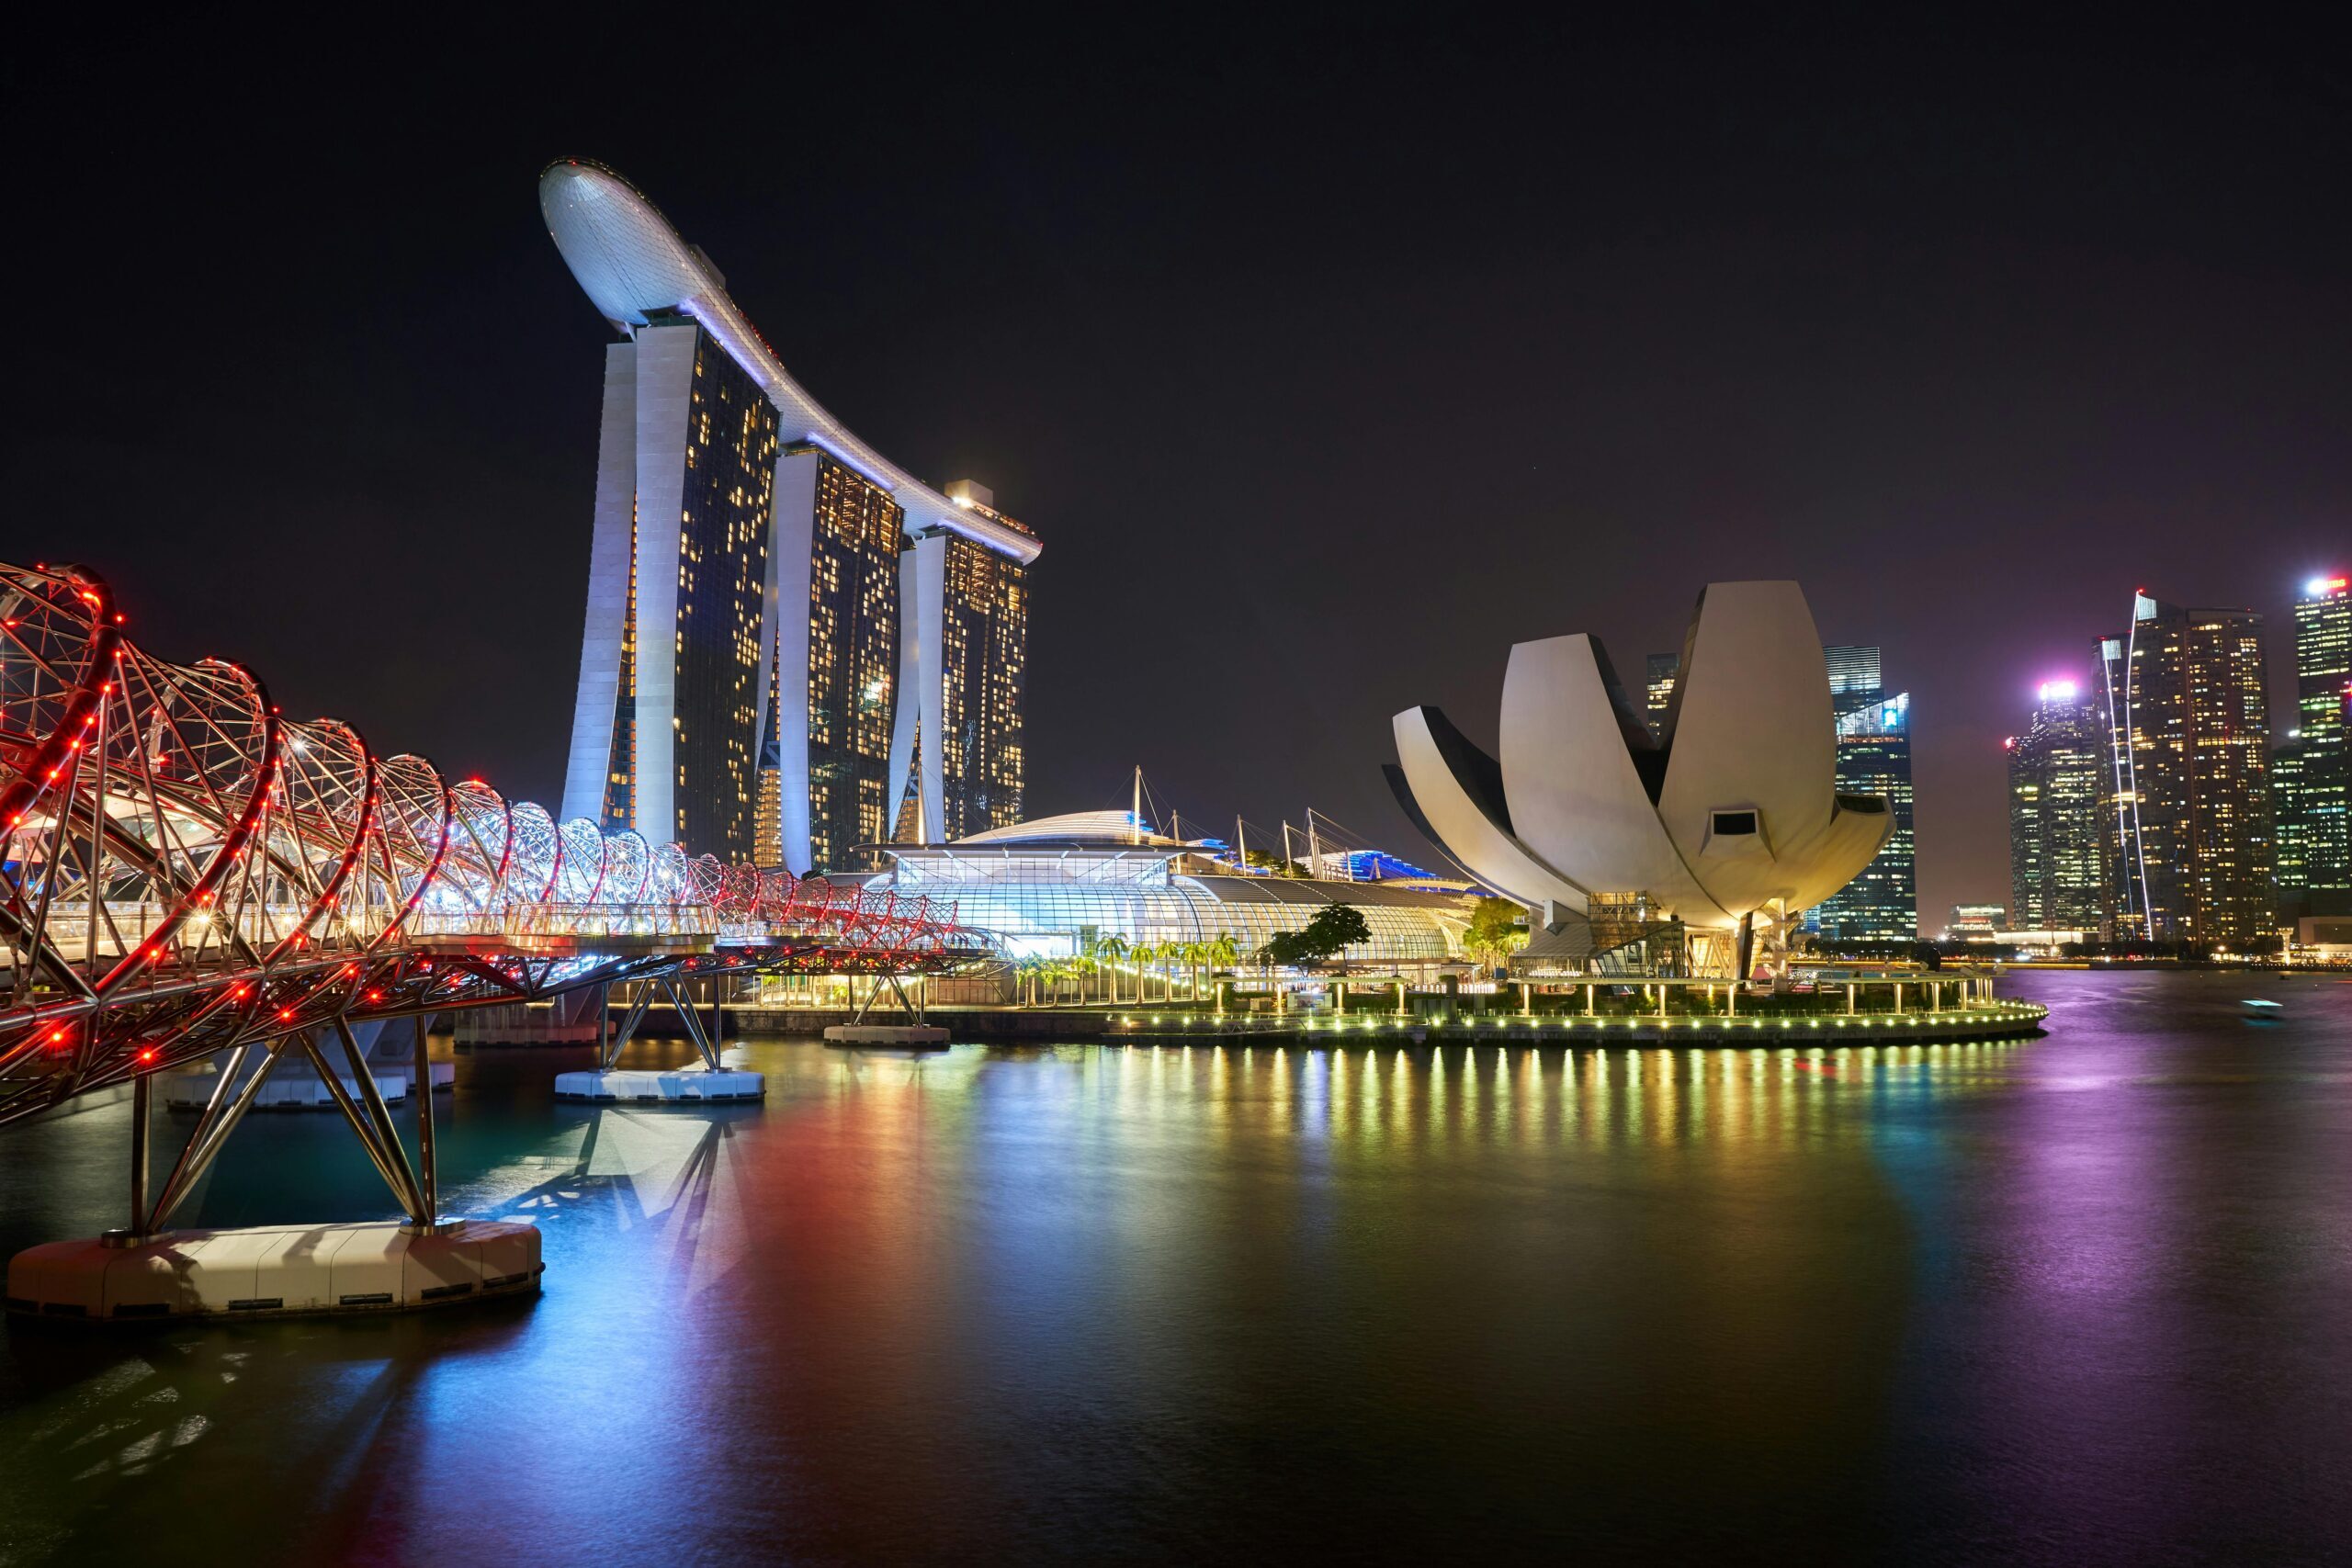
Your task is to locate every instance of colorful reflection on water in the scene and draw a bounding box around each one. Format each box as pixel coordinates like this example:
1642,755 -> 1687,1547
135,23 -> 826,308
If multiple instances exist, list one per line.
2,969 -> 2349,1563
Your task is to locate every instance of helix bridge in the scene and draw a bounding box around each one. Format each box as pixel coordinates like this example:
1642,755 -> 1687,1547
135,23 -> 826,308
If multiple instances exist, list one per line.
0,558 -> 993,1157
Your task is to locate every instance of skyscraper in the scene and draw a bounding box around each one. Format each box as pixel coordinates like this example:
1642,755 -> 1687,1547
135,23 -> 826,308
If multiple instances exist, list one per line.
2290,573 -> 2350,903
1643,652 -> 1679,741
1824,644 -> 1883,715
2271,735 -> 2312,915
2007,682 -> 2105,930
889,480 -> 1031,843
2095,592 -> 2273,947
563,317 -> 778,860
540,161 -> 1041,872
1812,684 -> 1916,940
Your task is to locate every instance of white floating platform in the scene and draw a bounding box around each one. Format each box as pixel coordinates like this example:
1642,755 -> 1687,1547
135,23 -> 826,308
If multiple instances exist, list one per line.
824,1025 -> 951,1047
163,1060 -> 453,1111
551,1067 -> 765,1101
6,1219 -> 540,1324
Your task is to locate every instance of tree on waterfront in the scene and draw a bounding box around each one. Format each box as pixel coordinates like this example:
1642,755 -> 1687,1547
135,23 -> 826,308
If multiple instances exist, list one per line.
1258,907 -> 1373,971
1463,897 -> 1529,977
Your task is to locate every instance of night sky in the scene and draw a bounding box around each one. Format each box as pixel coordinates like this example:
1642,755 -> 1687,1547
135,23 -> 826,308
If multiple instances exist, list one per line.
6,17 -> 2346,925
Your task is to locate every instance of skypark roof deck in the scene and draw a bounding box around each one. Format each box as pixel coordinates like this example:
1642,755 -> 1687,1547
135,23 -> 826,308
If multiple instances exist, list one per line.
538,158 -> 1040,567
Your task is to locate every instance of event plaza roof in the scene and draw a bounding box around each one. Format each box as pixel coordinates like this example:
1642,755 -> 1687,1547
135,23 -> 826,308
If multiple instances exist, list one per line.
538,159 -> 1040,567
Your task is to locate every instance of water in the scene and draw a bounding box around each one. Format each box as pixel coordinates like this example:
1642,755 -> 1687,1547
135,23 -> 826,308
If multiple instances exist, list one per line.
0,970 -> 2347,1565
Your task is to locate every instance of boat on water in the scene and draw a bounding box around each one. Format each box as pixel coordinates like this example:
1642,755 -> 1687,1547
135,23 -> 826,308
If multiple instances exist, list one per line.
2242,998 -> 2284,1018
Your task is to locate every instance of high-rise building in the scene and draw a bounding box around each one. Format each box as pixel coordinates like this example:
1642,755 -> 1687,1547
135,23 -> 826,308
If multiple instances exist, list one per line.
2271,736 -> 2312,915
889,479 -> 1031,843
1824,644 -> 1883,715
1812,684 -> 1916,940
2290,574 -> 2350,902
2007,682 -> 2106,931
1643,652 -> 1679,741
541,161 -> 1041,872
2094,592 -> 2273,948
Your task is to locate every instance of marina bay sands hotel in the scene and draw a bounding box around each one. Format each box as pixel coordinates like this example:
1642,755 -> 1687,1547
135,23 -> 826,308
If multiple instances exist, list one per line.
539,161 -> 1040,872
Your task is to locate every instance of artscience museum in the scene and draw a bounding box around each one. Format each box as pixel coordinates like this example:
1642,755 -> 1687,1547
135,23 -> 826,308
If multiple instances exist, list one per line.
1386,581 -> 1892,976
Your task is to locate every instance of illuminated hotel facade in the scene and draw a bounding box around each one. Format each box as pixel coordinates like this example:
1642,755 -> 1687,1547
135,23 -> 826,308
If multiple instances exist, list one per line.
2095,593 -> 2273,947
2007,682 -> 2105,930
543,161 -> 1039,871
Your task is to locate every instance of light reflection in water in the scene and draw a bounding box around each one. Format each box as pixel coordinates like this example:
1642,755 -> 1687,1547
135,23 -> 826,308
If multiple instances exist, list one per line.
0,973 -> 2348,1561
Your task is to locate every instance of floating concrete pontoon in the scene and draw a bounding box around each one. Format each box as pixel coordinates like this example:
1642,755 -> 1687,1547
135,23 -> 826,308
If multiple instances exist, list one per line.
824,1024 -> 950,1047
5,1219 -> 540,1324
551,1066 -> 764,1101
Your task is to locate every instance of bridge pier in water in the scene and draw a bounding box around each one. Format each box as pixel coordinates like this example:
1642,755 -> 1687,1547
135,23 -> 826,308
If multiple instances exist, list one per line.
8,1011 -> 541,1324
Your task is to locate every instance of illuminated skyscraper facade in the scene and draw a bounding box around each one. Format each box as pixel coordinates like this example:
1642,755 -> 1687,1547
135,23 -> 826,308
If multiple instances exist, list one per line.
543,161 -> 1041,872
2095,593 -> 2273,947
1824,644 -> 1883,716
1812,685 -> 1916,940
2271,738 -> 2312,914
1643,652 -> 1679,741
2290,574 -> 2350,902
2007,684 -> 2104,930
889,479 -> 1030,844
560,319 -> 778,861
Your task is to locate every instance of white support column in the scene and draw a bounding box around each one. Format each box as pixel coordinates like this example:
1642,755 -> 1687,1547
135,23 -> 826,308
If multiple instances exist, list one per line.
770,449 -> 820,874
627,323 -> 702,847
560,341 -> 639,826
885,547 -> 924,840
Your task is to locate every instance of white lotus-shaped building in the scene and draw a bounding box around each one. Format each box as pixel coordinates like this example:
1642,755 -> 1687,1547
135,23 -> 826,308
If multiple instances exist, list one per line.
1386,581 -> 1891,953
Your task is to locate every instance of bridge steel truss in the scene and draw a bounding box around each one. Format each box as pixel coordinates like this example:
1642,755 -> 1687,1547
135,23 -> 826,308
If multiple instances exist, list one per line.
0,561 -> 992,1228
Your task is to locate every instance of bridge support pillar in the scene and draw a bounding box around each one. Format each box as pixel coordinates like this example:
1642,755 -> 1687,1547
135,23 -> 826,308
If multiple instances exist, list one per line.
413,1014 -> 438,1230
126,1069 -> 151,1242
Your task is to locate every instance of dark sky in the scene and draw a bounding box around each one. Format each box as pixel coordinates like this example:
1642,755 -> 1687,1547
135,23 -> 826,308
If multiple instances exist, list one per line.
6,14 -> 2346,925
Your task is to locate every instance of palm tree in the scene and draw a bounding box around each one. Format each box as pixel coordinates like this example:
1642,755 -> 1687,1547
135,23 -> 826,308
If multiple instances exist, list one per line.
1099,933 -> 1131,1005
1202,931 -> 1239,1008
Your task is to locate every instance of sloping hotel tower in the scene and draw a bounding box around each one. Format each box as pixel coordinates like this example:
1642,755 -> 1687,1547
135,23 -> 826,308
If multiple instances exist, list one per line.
541,161 -> 1037,871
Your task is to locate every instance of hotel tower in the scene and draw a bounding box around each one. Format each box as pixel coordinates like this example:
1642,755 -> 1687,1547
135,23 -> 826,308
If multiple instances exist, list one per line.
540,161 -> 1040,871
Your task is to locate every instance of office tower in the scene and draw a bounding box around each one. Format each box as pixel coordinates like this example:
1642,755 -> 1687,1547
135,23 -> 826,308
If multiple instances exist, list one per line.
2095,592 -> 2274,948
2291,574 -> 2350,901
2007,682 -> 2106,930
2271,737 -> 2312,916
1824,644 -> 1883,716
1813,685 -> 1916,940
1643,653 -> 1679,741
541,160 -> 1041,871
889,480 -> 1031,843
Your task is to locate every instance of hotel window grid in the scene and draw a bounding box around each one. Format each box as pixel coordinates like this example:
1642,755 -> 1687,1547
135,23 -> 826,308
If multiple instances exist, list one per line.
804,453 -> 903,873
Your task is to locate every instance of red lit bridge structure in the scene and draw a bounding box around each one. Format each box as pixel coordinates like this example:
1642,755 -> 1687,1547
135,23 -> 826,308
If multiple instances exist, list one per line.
0,561 -> 993,1240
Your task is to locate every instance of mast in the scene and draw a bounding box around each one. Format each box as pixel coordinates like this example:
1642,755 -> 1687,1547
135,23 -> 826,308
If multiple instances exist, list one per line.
1236,815 -> 1247,872
1306,810 -> 1322,882
1132,765 -> 1143,846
